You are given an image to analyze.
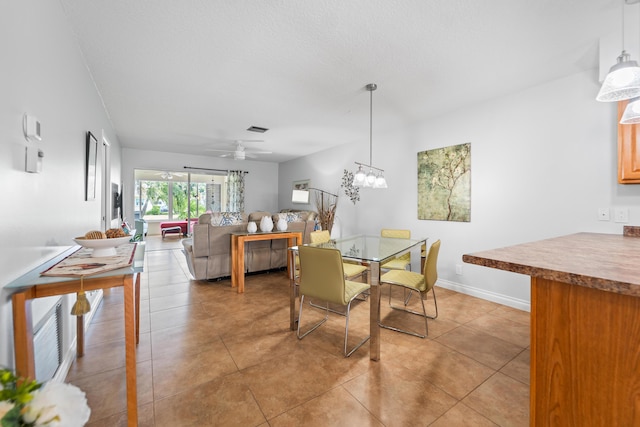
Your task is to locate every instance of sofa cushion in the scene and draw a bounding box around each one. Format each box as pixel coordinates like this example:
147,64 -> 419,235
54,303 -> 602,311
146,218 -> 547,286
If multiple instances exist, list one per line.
210,212 -> 245,226
279,210 -> 317,221
248,211 -> 271,222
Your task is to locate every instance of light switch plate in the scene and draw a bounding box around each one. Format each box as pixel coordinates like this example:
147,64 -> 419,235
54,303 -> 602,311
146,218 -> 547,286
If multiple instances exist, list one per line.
614,208 -> 629,223
598,208 -> 610,221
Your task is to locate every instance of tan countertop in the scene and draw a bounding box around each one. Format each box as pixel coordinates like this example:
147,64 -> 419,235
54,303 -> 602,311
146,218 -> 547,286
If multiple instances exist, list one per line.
463,232 -> 640,297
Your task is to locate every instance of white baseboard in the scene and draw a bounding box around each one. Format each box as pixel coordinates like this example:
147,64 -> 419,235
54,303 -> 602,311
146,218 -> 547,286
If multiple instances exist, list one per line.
437,278 -> 531,312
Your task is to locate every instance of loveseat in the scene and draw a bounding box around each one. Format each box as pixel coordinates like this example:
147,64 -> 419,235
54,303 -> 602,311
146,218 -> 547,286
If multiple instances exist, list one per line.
182,210 -> 316,281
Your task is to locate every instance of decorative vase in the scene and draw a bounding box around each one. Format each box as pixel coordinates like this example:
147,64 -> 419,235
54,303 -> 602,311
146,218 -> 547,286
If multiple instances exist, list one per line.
259,216 -> 273,232
247,221 -> 257,233
276,217 -> 288,231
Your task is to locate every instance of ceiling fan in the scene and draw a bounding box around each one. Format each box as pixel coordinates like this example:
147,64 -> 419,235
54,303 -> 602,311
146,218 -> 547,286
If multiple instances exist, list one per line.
205,140 -> 272,160
155,171 -> 186,180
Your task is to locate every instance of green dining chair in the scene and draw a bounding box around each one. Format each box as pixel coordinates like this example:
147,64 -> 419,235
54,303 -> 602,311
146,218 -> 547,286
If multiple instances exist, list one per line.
297,245 -> 371,357
310,230 -> 368,280
380,229 -> 412,271
379,239 -> 441,338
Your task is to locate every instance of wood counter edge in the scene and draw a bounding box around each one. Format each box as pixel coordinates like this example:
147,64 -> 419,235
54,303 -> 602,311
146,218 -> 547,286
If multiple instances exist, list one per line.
462,253 -> 640,298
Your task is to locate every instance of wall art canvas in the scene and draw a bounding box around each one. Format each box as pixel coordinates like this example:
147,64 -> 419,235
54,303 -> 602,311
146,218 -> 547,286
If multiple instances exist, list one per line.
417,142 -> 471,222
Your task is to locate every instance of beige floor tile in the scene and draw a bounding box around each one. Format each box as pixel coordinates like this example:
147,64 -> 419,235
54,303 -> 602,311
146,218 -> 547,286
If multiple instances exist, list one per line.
430,402 -> 499,427
491,305 -> 530,326
153,372 -> 266,427
436,325 -> 525,370
147,282 -> 191,298
152,337 -> 238,399
84,317 -> 125,346
148,302 -> 211,332
221,318 -> 301,370
465,313 -> 530,348
241,347 -> 369,419
436,293 -> 502,324
71,360 -> 154,423
85,402 -> 155,427
150,318 -> 225,359
269,386 -> 383,427
395,340 -> 496,400
462,372 -> 530,427
343,362 -> 458,427
500,348 -> 530,385
67,332 -> 152,381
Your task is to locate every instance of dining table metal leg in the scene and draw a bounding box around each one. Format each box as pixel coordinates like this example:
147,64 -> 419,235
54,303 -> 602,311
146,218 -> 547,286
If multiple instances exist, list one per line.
369,261 -> 380,361
288,248 -> 297,331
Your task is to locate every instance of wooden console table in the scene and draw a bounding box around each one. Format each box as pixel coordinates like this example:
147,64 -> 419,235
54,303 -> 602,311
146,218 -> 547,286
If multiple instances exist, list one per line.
7,243 -> 145,427
463,233 -> 640,425
231,231 -> 302,293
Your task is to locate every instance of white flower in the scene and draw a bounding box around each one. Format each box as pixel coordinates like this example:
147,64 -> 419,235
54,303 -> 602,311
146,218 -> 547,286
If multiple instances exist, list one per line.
0,400 -> 16,420
22,382 -> 91,427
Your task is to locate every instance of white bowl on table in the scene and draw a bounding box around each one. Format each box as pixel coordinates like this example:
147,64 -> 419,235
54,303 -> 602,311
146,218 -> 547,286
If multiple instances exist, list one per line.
73,235 -> 132,257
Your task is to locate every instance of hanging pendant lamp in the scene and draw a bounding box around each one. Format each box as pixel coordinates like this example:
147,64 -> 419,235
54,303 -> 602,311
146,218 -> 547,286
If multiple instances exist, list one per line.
621,96 -> 640,123
597,0 -> 640,102
620,4 -> 640,123
353,83 -> 387,189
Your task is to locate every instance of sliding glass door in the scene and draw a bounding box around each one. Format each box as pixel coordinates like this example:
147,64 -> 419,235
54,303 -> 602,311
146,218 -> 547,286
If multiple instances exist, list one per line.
134,170 -> 227,222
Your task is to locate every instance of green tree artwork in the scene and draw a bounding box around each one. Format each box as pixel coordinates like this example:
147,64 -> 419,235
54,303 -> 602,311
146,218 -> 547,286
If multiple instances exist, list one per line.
418,142 -> 471,222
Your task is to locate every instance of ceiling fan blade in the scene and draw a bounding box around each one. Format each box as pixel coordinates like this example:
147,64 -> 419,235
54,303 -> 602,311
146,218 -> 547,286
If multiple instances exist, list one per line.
205,148 -> 235,153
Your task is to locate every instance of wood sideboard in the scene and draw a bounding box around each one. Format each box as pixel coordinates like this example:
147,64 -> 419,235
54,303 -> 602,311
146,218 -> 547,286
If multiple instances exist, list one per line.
464,232 -> 640,426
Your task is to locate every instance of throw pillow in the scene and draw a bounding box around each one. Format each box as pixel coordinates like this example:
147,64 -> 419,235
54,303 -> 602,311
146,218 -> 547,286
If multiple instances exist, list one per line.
210,212 -> 244,226
286,212 -> 305,223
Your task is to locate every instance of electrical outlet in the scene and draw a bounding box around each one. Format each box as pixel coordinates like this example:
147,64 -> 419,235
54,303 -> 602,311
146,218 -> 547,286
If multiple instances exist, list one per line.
598,208 -> 610,221
614,207 -> 629,223
455,264 -> 463,275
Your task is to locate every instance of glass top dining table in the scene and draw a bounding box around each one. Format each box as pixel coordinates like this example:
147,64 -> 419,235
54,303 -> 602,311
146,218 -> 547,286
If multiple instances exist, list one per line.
288,234 -> 426,360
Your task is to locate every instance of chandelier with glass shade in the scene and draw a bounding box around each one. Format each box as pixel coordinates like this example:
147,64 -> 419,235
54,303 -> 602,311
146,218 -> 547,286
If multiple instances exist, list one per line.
353,83 -> 387,189
597,0 -> 640,110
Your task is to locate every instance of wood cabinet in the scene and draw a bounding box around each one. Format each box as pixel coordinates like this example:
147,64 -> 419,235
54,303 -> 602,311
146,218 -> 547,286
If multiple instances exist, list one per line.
463,233 -> 640,425
618,100 -> 640,183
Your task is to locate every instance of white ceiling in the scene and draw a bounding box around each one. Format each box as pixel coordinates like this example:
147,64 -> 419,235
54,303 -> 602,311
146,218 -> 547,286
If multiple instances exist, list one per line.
59,0 -> 623,163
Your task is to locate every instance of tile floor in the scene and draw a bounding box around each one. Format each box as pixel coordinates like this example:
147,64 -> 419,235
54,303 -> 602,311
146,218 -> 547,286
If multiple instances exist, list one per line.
66,236 -> 530,426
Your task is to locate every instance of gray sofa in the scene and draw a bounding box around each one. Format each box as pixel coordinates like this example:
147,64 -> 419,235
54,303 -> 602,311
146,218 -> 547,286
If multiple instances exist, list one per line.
182,210 -> 316,281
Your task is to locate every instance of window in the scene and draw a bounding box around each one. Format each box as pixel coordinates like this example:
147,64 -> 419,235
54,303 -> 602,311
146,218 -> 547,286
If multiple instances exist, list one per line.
134,170 -> 227,221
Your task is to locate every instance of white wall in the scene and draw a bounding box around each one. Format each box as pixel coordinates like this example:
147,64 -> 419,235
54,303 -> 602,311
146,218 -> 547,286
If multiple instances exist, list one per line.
279,69 -> 640,310
121,148 -> 280,227
0,1 -> 121,370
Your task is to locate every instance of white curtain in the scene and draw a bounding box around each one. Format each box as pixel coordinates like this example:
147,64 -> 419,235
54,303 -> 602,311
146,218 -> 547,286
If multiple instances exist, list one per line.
226,170 -> 246,212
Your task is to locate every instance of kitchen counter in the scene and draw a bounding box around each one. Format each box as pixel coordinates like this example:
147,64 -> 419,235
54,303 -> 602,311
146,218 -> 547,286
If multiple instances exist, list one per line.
463,230 -> 640,426
463,232 -> 640,297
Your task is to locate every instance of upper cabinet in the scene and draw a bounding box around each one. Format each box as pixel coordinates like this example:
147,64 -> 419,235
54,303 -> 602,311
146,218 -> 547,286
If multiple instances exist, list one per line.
618,100 -> 640,184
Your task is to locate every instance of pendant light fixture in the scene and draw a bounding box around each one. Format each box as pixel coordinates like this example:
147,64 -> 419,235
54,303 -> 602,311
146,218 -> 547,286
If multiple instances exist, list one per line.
597,0 -> 640,102
353,83 -> 387,189
621,3 -> 640,123
621,96 -> 640,123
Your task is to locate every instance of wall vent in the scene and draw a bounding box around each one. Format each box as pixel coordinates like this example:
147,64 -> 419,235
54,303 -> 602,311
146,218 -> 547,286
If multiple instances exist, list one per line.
33,300 -> 63,382
246,126 -> 269,133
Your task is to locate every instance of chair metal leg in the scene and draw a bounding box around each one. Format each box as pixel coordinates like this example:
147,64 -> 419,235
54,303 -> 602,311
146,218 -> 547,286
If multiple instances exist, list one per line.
344,299 -> 370,357
403,289 -> 413,306
297,295 -> 328,339
427,288 -> 438,319
380,284 -> 430,338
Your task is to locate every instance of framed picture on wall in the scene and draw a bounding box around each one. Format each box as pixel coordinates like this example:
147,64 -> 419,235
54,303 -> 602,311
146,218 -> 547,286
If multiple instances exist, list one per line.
85,131 -> 98,201
292,179 -> 310,204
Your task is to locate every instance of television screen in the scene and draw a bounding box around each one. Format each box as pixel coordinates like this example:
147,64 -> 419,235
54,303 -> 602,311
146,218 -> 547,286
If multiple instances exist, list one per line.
112,183 -> 121,219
